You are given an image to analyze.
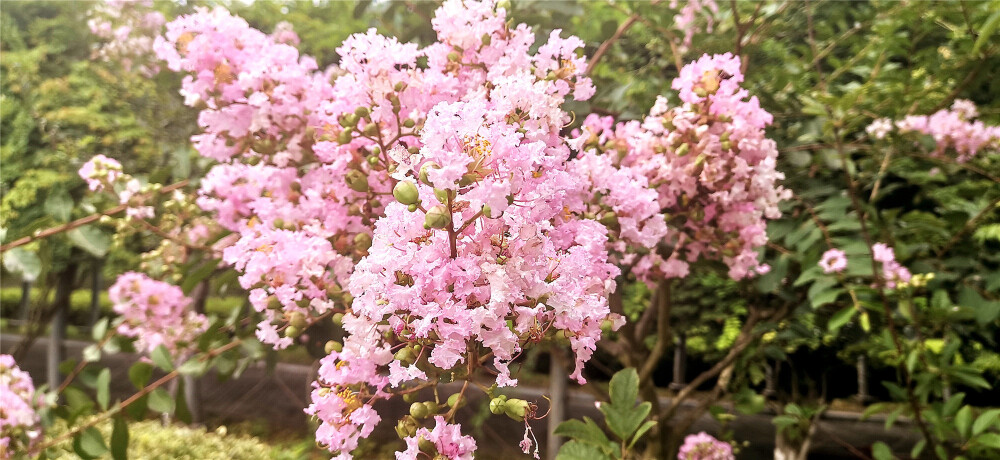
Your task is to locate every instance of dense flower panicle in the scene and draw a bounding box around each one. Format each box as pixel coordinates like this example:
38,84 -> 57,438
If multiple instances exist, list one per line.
574,53 -> 789,281
109,272 -> 208,356
89,0 -> 165,76
677,432 -> 735,460
0,355 -> 43,459
873,99 -> 1000,162
871,243 -> 912,289
819,248 -> 848,274
396,416 -> 477,460
78,154 -> 123,191
670,0 -> 719,51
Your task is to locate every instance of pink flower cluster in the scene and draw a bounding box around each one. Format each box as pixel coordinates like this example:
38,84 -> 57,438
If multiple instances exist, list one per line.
677,432 -> 734,460
88,0 -> 165,77
78,154 -> 123,192
0,355 -> 43,459
871,243 -> 912,289
144,2 -> 789,457
872,99 -> 1000,162
109,272 -> 208,357
670,0 -> 719,51
819,248 -> 848,274
574,53 -> 790,281
396,416 -> 477,460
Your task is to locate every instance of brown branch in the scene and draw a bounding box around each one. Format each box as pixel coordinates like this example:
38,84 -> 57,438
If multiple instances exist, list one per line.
1,180 -> 190,253
587,14 -> 640,76
37,339 -> 241,451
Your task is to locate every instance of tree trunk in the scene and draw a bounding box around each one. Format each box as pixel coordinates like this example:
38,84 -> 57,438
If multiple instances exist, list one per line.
47,264 -> 77,388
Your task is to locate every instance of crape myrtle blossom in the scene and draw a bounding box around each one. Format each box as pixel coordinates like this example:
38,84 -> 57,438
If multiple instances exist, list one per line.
142,1 -> 790,458
819,248 -> 848,274
872,99 -> 1000,162
871,243 -> 912,289
0,355 -> 44,459
677,432 -> 735,460
88,0 -> 166,77
78,154 -> 123,191
573,53 -> 790,282
109,272 -> 208,356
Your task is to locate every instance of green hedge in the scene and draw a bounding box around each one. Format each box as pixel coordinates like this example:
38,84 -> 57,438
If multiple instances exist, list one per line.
45,420 -> 279,460
0,287 -> 244,323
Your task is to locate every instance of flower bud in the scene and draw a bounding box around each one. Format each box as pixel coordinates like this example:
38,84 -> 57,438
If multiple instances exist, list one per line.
324,340 -> 343,354
368,155 -> 380,166
396,417 -> 418,438
433,188 -> 452,204
504,398 -> 530,421
424,205 -> 452,230
409,402 -> 430,419
408,204 -> 419,212
482,205 -> 492,218
346,170 -> 369,192
676,143 -> 690,156
355,106 -> 370,118
447,52 -> 460,62
337,129 -> 353,145
393,181 -> 420,205
353,232 -> 372,250
289,312 -> 308,329
394,347 -> 415,364
363,123 -> 379,137
394,81 -> 406,92
599,211 -> 620,231
284,325 -> 301,338
403,119 -> 416,129
447,392 -> 466,409
419,162 -> 439,185
489,395 -> 508,415
481,34 -> 492,46
331,313 -> 344,325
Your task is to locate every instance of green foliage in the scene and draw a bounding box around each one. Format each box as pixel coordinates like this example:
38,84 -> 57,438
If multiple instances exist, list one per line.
48,420 -> 274,460
555,368 -> 656,459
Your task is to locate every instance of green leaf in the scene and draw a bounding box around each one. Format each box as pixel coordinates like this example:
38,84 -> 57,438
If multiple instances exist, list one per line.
44,190 -> 73,222
973,10 -> 1000,55
91,317 -> 109,341
2,247 -> 42,281
973,409 -> 1000,436
151,345 -> 174,371
827,306 -> 856,332
128,362 -> 153,390
111,415 -> 129,460
180,259 -> 220,294
956,405 -> 973,439
629,420 -> 656,449
178,357 -> 209,377
148,388 -> 175,414
910,439 -> 926,459
67,225 -> 111,257
871,441 -> 893,460
976,433 -> 1000,449
554,418 -> 612,446
96,368 -> 111,410
608,368 -> 639,409
74,427 -> 108,459
556,440 -> 614,460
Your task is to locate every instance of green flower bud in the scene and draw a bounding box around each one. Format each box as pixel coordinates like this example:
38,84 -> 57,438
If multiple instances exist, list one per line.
331,313 -> 344,325
337,129 -> 353,145
289,312 -> 308,329
503,398 -> 529,421
324,340 -> 343,354
599,211 -> 620,230
363,123 -> 379,137
423,401 -> 438,415
368,155 -> 380,166
424,205 -> 452,230
433,188 -> 452,204
447,52 -> 460,62
268,297 -> 282,310
346,170 -> 369,192
353,232 -> 372,250
395,417 -> 418,439
394,82 -> 406,92
447,393 -> 466,408
284,325 -> 301,338
419,162 -> 439,185
489,395 -> 508,415
409,402 -> 429,419
481,34 -> 492,46
408,204 -> 419,212
676,143 -> 690,156
393,181 -> 420,205
418,437 -> 435,453
403,119 -> 416,129
355,106 -> 370,118
394,347 -> 415,364
482,204 -> 492,218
